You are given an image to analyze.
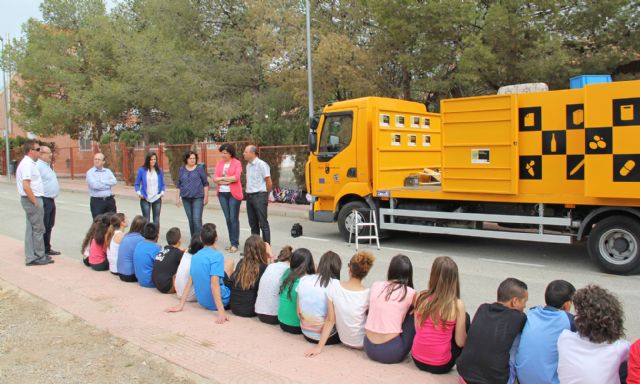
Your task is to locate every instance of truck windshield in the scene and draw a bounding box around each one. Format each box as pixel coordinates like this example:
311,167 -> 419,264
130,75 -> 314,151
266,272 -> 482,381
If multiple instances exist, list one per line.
318,113 -> 353,155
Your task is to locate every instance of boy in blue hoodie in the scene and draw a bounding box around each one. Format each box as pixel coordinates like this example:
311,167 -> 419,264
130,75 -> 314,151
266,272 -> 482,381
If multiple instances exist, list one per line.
515,279 -> 576,384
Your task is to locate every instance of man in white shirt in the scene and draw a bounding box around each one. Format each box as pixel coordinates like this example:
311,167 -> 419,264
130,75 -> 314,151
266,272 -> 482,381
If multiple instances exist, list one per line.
16,140 -> 53,266
243,145 -> 272,244
36,145 -> 61,256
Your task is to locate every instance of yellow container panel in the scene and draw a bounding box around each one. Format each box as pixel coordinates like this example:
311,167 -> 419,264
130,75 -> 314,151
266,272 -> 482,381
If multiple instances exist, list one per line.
373,105 -> 442,192
442,94 -> 513,113
444,120 -> 512,144
584,80 -> 640,198
515,89 -> 586,196
444,179 -> 514,194
442,94 -> 518,194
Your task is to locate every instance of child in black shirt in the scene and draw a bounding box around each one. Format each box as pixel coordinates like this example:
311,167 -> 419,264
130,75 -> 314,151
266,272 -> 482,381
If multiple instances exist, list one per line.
152,227 -> 184,293
457,277 -> 528,384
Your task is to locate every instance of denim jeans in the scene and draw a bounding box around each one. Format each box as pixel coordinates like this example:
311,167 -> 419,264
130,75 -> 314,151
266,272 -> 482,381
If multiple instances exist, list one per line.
182,197 -> 203,237
140,198 -> 162,228
218,192 -> 241,247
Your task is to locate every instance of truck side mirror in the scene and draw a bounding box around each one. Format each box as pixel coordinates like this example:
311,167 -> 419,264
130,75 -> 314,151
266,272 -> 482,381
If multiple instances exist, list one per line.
310,115 -> 320,131
308,131 -> 318,153
309,115 -> 320,153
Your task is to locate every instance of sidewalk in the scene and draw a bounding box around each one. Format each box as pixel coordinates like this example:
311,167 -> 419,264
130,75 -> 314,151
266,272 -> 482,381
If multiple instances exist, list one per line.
0,234 -> 458,383
0,176 -> 309,219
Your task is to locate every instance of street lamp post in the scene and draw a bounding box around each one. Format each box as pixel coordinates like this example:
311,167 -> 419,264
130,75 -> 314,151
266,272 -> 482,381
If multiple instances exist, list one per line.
305,0 -> 314,125
0,36 -> 11,180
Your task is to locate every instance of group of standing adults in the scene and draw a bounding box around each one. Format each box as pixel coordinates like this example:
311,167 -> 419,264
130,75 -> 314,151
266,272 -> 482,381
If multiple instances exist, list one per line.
17,141 -> 273,266
16,140 -> 60,266
175,144 -> 272,250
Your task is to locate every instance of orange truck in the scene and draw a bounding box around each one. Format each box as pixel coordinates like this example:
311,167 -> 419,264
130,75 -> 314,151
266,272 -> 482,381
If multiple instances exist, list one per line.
306,77 -> 640,274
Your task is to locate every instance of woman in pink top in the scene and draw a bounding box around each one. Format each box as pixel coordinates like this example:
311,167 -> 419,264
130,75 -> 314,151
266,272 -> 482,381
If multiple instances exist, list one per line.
364,254 -> 416,364
213,143 -> 243,253
412,256 -> 469,374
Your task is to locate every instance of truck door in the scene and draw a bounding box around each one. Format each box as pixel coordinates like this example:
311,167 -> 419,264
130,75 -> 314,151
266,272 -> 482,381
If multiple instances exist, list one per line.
312,111 -> 357,198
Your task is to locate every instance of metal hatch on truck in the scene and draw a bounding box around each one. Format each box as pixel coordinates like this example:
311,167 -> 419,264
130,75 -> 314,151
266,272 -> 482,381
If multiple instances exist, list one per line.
441,94 -> 519,195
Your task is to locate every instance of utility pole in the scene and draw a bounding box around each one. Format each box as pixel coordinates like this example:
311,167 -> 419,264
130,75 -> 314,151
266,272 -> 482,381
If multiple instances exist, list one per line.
1,35 -> 11,180
305,0 -> 314,125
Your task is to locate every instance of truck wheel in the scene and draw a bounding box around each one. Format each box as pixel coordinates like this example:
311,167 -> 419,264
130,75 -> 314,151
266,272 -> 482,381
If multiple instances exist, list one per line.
588,216 -> 640,274
337,201 -> 369,242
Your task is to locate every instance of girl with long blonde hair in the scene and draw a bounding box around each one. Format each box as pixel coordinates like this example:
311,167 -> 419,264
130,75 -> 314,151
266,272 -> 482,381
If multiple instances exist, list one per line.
411,256 -> 468,374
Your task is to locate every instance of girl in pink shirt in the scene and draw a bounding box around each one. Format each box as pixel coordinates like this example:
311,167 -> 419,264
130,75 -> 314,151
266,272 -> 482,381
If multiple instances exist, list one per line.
88,214 -> 111,271
364,254 -> 416,364
412,256 -> 469,374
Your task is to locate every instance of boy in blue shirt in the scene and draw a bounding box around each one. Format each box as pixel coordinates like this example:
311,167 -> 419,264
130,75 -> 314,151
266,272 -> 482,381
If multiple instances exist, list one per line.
133,223 -> 162,288
515,279 -> 576,384
166,223 -> 235,324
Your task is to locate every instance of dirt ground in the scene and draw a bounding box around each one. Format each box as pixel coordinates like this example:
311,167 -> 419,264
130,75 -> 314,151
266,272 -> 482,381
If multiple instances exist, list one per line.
0,281 -> 208,384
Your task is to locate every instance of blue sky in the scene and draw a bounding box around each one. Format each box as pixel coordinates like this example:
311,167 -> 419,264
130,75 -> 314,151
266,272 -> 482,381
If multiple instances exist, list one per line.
0,0 -> 42,44
0,0 -> 116,81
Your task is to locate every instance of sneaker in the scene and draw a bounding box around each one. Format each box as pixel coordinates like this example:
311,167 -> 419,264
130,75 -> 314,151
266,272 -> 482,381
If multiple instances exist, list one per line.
224,245 -> 231,251
229,246 -> 238,253
47,249 -> 61,256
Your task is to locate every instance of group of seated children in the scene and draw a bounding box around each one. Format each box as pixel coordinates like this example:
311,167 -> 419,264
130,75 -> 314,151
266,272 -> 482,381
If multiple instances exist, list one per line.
81,213 -> 640,382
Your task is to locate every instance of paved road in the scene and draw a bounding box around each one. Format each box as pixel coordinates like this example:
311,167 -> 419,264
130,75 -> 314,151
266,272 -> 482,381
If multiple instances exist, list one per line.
1,182 -> 639,340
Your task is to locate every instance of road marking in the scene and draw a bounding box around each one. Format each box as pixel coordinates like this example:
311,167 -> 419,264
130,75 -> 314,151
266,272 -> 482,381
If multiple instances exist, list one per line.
479,258 -> 545,268
381,246 -> 421,254
299,236 -> 330,242
76,204 -> 90,208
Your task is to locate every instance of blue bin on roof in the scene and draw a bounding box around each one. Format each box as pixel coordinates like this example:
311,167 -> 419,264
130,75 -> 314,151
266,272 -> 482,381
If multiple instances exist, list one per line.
570,75 -> 612,89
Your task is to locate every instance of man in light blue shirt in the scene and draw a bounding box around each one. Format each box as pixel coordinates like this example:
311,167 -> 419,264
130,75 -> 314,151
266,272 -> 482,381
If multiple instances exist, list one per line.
86,152 -> 118,218
36,146 -> 61,256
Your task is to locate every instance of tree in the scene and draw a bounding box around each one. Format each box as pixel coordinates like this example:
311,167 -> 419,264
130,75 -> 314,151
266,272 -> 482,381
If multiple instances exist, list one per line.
11,0 -> 126,139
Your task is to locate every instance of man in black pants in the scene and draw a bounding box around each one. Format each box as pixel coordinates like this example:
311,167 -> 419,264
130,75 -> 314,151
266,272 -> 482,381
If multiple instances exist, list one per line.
36,146 -> 61,256
243,145 -> 272,244
86,152 -> 118,218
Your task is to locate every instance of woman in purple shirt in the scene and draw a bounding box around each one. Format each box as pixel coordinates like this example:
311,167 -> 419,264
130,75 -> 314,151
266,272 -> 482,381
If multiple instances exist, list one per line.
175,150 -> 209,236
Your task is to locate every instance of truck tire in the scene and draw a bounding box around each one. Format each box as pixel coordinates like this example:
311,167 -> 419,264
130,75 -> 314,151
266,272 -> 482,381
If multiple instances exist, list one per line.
337,201 -> 370,242
588,216 -> 640,274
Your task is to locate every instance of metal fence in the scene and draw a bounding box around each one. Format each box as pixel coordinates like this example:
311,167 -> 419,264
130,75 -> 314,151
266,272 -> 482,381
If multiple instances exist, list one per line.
1,142 -> 310,195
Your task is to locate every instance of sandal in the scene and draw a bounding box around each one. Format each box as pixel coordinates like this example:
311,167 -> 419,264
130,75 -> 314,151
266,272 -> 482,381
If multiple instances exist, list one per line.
229,246 -> 238,253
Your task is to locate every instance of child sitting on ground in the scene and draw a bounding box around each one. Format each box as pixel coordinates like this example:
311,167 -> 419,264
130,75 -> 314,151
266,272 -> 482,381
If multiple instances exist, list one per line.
515,279 -> 576,384
628,340 -> 640,384
167,223 -> 235,324
557,284 -> 630,384
255,245 -> 293,325
105,213 -> 127,275
133,223 -> 162,288
81,215 -> 103,266
152,227 -> 184,294
228,235 -> 271,317
117,215 -> 147,282
174,234 -> 203,303
456,277 -> 528,384
278,248 -> 315,334
305,250 -> 375,357
411,256 -> 469,374
297,251 -> 342,344
364,254 -> 416,364
87,213 -> 112,271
